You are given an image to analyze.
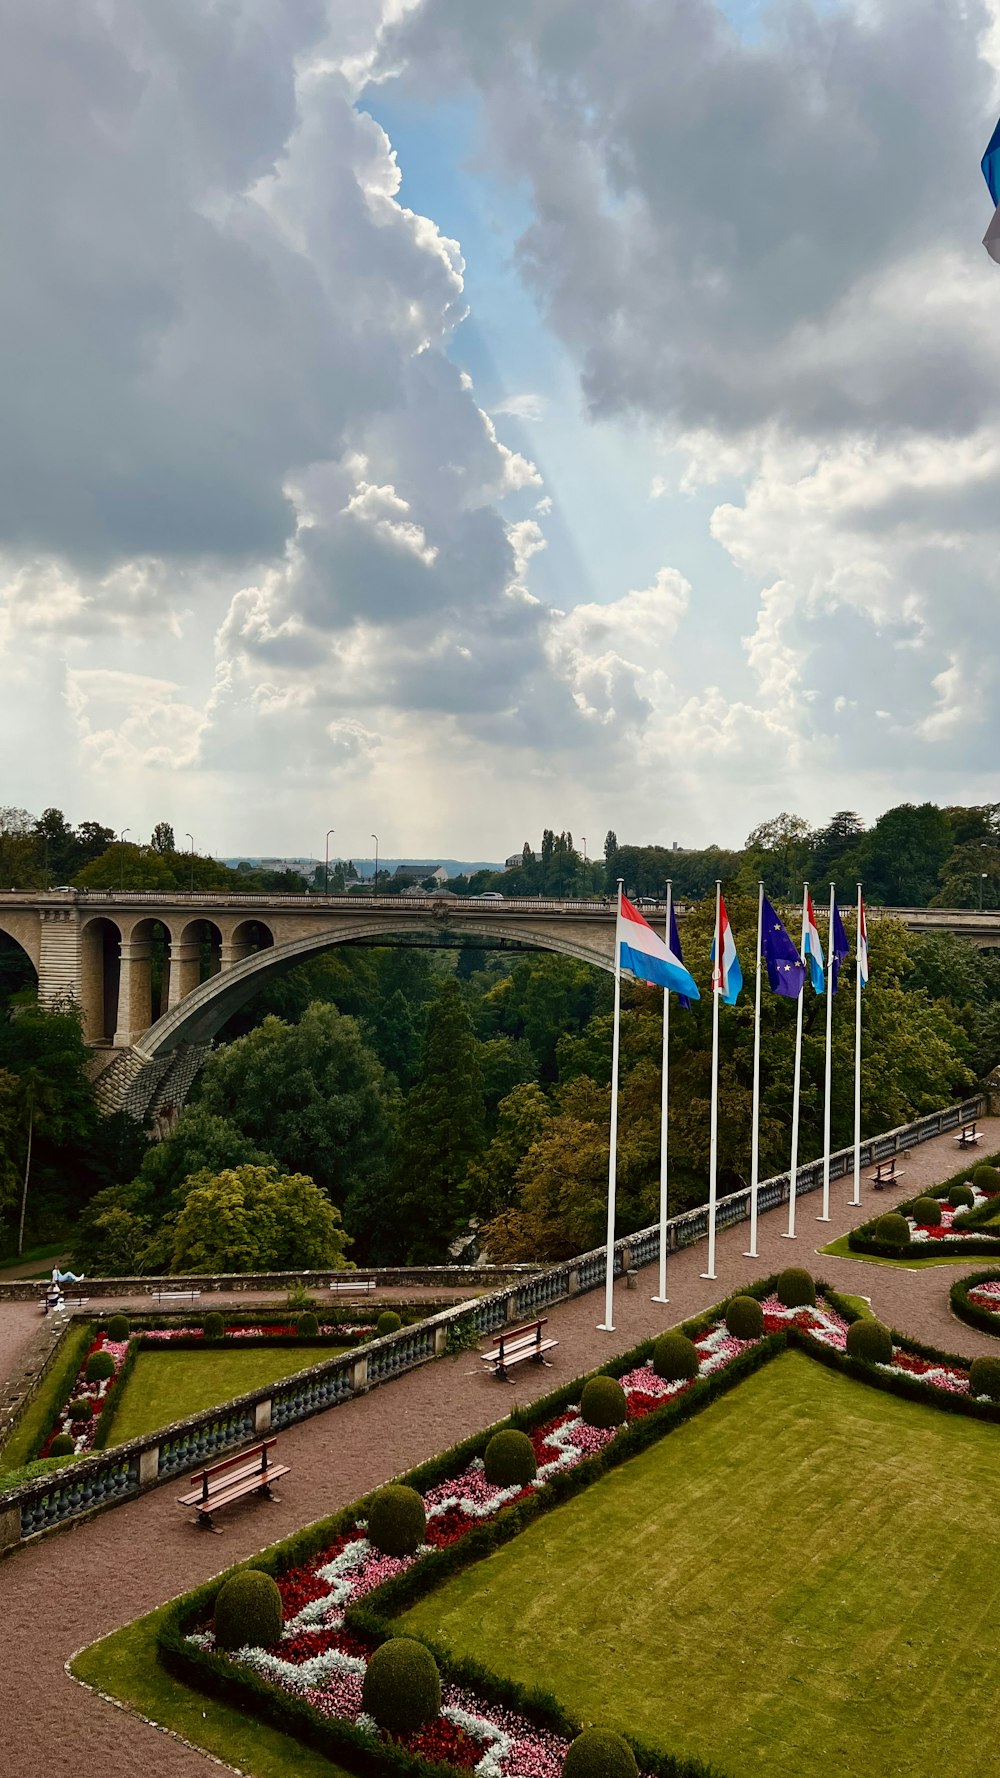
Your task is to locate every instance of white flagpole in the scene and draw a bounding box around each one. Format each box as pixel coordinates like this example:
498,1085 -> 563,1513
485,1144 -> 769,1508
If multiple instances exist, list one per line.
702,880 -> 722,1281
598,878 -> 624,1331
653,878 -> 672,1303
852,883 -> 863,1206
818,882 -> 835,1222
745,880 -> 764,1259
783,884 -> 808,1241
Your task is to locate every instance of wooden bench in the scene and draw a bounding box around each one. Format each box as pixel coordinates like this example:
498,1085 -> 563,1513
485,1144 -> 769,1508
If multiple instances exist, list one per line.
329,1278 -> 376,1297
870,1157 -> 905,1191
481,1318 -> 557,1381
153,1287 -> 202,1303
177,1439 -> 289,1531
956,1122 -> 983,1150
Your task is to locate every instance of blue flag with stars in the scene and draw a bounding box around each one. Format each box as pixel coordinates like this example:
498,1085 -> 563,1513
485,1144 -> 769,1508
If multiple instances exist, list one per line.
761,895 -> 805,998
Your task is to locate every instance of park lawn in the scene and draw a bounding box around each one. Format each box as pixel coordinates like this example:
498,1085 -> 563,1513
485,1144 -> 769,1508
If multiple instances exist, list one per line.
400,1351 -> 998,1778
0,1319 -> 94,1474
106,1345 -> 347,1444
71,1605 -> 352,1778
819,1232 -> 970,1267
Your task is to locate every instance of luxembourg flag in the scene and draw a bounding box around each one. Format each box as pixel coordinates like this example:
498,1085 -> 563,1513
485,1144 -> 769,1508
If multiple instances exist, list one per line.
857,893 -> 869,989
804,891 -> 825,995
710,893 -> 743,1005
617,893 -> 700,999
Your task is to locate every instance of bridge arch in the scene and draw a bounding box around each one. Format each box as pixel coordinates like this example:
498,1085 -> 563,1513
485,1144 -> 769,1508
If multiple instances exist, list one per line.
139,917 -> 614,1057
80,915 -> 122,1042
0,920 -> 38,999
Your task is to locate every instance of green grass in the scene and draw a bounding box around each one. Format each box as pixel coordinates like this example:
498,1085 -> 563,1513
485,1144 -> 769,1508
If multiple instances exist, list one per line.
71,1606 -> 352,1778
400,1351 -> 998,1778
819,1232 -> 969,1267
0,1319 -> 94,1474
105,1345 -> 347,1444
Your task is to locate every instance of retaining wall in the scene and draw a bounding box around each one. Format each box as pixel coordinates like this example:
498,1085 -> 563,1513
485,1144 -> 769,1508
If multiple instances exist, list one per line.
0,1094 -> 982,1552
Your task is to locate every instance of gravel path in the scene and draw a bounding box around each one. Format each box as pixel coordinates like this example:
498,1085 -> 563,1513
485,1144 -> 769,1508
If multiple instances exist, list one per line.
2,1119 -> 997,1778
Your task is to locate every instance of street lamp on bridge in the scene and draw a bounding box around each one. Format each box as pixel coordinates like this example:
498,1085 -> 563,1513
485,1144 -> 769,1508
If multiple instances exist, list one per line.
371,834 -> 379,894
119,828 -> 131,891
185,834 -> 195,892
324,829 -> 336,895
981,872 -> 989,911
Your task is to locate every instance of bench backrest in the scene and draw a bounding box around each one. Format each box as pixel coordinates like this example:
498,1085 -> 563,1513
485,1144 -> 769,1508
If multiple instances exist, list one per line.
197,1438 -> 275,1491
496,1318 -> 545,1350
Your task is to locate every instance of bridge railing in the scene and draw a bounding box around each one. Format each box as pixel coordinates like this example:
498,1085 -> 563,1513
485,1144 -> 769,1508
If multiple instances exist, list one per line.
0,1094 -> 984,1551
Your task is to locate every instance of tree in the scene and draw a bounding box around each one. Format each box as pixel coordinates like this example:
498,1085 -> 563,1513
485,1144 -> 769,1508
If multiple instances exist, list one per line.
151,821 -> 176,854
196,1002 -> 394,1234
932,838 -> 1000,910
742,814 -> 812,896
465,1082 -> 552,1223
855,803 -> 952,906
811,811 -> 865,878
170,1165 -> 351,1273
0,1001 -> 104,1245
388,978 -> 486,1261
73,843 -> 178,891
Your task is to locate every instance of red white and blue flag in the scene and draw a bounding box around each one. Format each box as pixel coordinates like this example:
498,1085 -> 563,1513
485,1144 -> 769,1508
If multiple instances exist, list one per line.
804,892 -> 825,995
710,893 -> 743,1005
857,894 -> 869,988
617,893 -> 700,999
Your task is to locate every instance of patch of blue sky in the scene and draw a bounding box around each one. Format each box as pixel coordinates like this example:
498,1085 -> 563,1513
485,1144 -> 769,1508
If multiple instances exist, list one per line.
361,84 -> 758,696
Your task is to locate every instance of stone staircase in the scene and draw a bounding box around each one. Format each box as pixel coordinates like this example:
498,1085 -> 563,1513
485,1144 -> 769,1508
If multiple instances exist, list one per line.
86,1042 -> 212,1123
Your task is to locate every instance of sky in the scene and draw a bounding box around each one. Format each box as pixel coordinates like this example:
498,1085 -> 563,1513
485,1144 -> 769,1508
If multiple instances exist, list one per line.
1,0 -> 999,862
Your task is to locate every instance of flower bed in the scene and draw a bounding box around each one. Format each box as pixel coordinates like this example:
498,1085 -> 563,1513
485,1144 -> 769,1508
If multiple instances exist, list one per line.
36,1320 -> 376,1461
168,1291 -> 994,1778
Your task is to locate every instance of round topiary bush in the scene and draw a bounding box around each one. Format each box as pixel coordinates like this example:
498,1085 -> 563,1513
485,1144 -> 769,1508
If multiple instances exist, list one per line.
969,1356 -> 1000,1401
563,1727 -> 639,1778
106,1314 -> 130,1342
376,1310 -> 402,1337
203,1311 -> 225,1339
974,1165 -> 1000,1194
725,1295 -> 764,1340
68,1398 -> 94,1423
368,1484 -> 427,1557
911,1196 -> 942,1227
49,1433 -> 76,1457
776,1267 -> 816,1309
484,1429 -> 538,1487
85,1349 -> 115,1383
845,1318 -> 893,1365
651,1331 -> 699,1381
297,1311 -> 319,1337
361,1637 -> 441,1734
875,1212 -> 910,1246
214,1569 -> 283,1652
949,1184 -> 975,1209
580,1374 -> 627,1429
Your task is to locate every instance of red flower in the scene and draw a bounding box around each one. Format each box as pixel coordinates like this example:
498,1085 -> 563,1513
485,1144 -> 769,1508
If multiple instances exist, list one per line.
395,1718 -> 486,1768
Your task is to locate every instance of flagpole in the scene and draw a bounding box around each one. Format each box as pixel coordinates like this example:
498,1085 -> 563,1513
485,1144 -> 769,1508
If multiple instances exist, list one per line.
653,878 -> 672,1303
852,882 -> 863,1207
598,878 -> 624,1331
783,884 -> 808,1241
702,880 -> 722,1280
818,882 -> 835,1222
744,879 -> 764,1259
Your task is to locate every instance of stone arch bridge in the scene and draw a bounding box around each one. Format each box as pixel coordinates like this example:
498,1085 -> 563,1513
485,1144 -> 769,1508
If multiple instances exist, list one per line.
0,891 -> 995,1118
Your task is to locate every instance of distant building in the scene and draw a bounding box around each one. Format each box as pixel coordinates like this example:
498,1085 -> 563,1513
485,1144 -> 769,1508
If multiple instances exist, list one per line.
394,864 -> 449,884
505,851 -> 542,870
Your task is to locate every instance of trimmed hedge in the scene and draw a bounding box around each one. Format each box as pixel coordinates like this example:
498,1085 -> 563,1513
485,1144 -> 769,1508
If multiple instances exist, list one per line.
950,1271 -> 1000,1340
845,1319 -> 893,1365
106,1314 -> 130,1342
67,1398 -> 93,1423
368,1485 -> 426,1557
484,1429 -> 537,1487
203,1312 -> 225,1339
48,1434 -> 76,1458
297,1312 -> 319,1337
847,1145 -> 1000,1260
911,1197 -> 942,1227
362,1638 -> 440,1733
652,1332 -> 699,1382
85,1350 -> 115,1383
214,1570 -> 283,1651
580,1376 -> 627,1429
874,1213 -> 910,1246
974,1165 -> 1000,1192
725,1295 -> 764,1340
564,1728 -> 639,1778
775,1268 -> 815,1309
377,1311 -> 402,1337
969,1356 -> 1000,1401
949,1184 -> 975,1209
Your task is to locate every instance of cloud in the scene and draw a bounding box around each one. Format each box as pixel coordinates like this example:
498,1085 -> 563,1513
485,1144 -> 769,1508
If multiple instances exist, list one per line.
494,392 -> 547,422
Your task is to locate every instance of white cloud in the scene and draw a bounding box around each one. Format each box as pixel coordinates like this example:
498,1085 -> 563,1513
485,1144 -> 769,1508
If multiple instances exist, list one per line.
494,392 -> 547,422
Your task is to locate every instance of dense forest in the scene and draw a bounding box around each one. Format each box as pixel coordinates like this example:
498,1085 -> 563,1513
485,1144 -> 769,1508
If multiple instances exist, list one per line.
1,882 -> 996,1274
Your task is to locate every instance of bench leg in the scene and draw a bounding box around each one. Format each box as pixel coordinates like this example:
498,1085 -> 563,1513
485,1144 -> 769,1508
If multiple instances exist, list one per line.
194,1511 -> 222,1533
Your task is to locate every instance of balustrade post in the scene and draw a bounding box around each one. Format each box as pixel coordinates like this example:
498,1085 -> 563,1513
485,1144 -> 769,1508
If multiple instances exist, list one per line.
350,1355 -> 369,1393
138,1446 -> 160,1487
0,1501 -> 20,1551
506,1296 -> 521,1323
433,1324 -> 448,1355
254,1398 -> 272,1434
567,1268 -> 580,1296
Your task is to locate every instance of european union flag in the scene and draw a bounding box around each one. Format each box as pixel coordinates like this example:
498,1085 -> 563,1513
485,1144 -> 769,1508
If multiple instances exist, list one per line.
669,900 -> 692,1011
761,895 -> 805,998
983,115 -> 1000,207
830,897 -> 851,993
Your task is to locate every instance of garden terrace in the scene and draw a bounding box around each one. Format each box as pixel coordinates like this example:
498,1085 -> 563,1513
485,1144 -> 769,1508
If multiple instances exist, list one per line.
87,1287 -> 1000,1778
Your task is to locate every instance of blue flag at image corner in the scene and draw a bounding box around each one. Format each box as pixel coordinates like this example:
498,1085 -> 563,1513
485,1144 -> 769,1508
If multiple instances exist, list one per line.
668,899 -> 693,1011
760,895 -> 805,998
830,897 -> 852,993
982,115 -> 1000,263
